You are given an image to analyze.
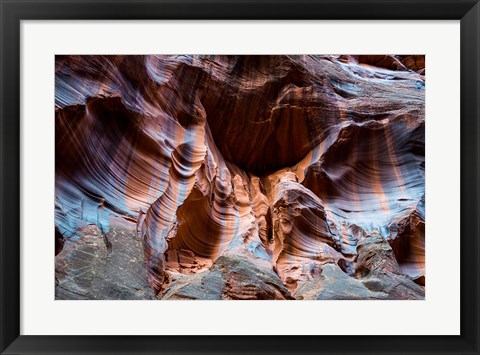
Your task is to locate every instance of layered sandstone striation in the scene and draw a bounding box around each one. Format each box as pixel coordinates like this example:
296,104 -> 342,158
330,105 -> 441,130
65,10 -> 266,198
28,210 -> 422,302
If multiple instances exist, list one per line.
55,55 -> 425,300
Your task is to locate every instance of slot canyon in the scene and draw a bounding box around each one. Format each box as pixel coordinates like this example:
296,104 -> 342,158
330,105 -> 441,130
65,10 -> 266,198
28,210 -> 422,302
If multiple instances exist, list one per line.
55,55 -> 425,300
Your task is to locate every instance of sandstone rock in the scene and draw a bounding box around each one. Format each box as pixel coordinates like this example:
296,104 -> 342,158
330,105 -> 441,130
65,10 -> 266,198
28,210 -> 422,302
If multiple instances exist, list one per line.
55,223 -> 155,300
163,251 -> 293,300
294,263 -> 385,300
55,55 -> 425,300
355,233 -> 424,300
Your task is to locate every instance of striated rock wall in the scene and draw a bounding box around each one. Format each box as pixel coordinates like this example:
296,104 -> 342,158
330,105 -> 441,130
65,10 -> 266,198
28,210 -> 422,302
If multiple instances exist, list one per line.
55,55 -> 425,300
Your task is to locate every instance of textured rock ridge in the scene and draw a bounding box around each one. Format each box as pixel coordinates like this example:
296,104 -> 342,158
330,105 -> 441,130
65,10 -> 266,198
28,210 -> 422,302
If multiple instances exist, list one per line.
55,55 -> 425,300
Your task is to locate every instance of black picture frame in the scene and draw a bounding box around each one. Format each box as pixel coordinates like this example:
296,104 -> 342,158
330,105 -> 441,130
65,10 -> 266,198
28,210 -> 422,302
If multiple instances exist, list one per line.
1,1 -> 479,354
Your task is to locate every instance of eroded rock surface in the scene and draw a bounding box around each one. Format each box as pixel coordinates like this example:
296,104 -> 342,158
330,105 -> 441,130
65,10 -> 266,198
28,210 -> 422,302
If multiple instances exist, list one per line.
55,55 -> 425,300
163,251 -> 292,300
55,222 -> 155,300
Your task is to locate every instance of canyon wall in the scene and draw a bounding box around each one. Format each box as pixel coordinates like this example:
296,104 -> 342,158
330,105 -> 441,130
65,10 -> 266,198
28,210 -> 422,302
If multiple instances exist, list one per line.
55,55 -> 425,300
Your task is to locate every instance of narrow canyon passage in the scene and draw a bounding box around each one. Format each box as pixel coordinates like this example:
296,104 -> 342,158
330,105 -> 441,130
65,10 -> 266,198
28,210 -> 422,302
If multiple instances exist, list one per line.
55,55 -> 425,300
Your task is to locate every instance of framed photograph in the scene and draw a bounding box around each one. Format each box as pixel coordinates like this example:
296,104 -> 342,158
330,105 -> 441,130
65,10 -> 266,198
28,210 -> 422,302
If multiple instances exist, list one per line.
1,0 -> 479,354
